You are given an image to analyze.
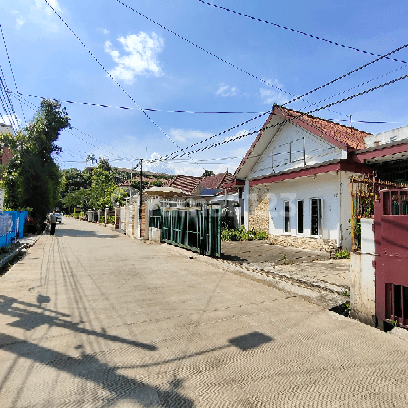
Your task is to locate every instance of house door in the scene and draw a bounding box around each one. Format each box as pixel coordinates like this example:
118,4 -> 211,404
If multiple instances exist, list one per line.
374,189 -> 408,326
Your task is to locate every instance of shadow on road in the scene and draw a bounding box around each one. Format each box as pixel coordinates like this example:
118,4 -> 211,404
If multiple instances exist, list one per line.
0,333 -> 194,408
53,228 -> 119,238
0,295 -> 156,351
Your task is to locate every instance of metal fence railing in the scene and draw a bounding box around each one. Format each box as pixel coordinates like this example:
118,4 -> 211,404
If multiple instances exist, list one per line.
150,206 -> 221,257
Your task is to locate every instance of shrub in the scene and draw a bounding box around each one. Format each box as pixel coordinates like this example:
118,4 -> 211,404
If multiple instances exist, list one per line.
221,226 -> 268,241
334,249 -> 350,259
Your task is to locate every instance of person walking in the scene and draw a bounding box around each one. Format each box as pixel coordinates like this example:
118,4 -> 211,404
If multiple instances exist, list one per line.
49,210 -> 57,236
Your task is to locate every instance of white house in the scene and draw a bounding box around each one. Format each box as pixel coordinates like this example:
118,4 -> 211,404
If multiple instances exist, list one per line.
228,105 -> 374,251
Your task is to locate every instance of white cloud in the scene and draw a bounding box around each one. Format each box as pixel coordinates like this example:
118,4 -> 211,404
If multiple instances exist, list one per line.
12,11 -> 25,28
169,129 -> 213,143
216,83 -> 238,97
222,129 -> 248,143
16,17 -> 25,28
97,28 -> 110,35
105,32 -> 164,84
35,0 -> 61,15
260,78 -> 289,105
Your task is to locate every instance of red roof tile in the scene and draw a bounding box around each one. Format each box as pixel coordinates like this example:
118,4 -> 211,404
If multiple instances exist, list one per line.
164,172 -> 234,195
163,175 -> 200,194
275,106 -> 370,149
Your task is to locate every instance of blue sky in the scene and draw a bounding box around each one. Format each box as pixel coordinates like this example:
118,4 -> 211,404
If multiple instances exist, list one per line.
1,0 -> 408,176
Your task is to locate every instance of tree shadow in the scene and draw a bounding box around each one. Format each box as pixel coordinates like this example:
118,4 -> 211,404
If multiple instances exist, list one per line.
0,295 -> 156,351
0,333 -> 193,408
53,229 -> 119,238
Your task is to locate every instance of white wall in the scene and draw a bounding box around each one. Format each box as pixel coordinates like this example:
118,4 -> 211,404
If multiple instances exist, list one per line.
365,125 -> 408,148
265,172 -> 351,248
249,122 -> 344,179
244,180 -> 249,229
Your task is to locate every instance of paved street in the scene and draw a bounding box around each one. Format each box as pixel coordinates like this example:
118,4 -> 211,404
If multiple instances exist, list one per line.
1,217 -> 408,407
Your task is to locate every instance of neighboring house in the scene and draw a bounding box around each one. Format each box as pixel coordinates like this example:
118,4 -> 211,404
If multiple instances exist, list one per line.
164,172 -> 234,199
0,123 -> 14,166
355,125 -> 408,184
228,104 -> 374,250
365,125 -> 408,148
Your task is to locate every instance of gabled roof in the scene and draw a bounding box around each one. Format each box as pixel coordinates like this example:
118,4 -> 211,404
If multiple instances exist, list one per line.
164,172 -> 234,196
235,104 -> 371,178
192,172 -> 234,195
164,174 -> 201,194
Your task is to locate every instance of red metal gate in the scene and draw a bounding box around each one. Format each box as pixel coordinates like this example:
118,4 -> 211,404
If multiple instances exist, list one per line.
374,189 -> 408,326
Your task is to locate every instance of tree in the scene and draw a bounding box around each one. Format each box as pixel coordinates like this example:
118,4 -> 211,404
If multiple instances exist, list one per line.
59,168 -> 91,211
202,170 -> 215,178
1,99 -> 70,227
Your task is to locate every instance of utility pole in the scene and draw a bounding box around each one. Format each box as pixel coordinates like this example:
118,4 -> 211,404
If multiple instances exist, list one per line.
139,158 -> 143,238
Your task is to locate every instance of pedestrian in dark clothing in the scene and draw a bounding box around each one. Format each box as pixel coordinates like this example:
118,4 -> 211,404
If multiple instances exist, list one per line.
49,211 -> 57,236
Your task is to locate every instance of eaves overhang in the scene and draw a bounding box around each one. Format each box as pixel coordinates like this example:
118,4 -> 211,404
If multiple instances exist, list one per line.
249,159 -> 373,187
350,140 -> 408,164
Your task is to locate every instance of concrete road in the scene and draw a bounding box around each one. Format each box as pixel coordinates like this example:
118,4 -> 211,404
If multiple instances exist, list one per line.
1,217 -> 408,407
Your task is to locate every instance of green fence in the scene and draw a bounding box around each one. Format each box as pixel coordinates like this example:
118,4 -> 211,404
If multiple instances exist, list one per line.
149,206 -> 221,257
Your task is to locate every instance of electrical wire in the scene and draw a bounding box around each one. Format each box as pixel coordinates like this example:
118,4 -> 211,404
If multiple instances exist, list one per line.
301,63 -> 408,113
43,0 -> 204,171
0,24 -> 26,125
197,0 -> 407,64
147,70 -> 408,165
0,65 -> 18,131
151,40 -> 408,163
11,92 -> 265,114
10,91 -> 134,163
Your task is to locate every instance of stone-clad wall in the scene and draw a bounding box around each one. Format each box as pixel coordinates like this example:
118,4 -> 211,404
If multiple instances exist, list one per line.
267,234 -> 337,253
248,185 -> 270,233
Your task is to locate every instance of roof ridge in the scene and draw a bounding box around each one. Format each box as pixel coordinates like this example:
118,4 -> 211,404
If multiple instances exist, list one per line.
275,104 -> 371,137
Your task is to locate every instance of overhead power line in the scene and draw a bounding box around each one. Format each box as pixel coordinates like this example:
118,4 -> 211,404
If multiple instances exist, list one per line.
147,70 -> 408,165
0,65 -> 18,131
152,40 -> 408,163
10,91 -> 133,162
197,0 -> 407,64
11,92 -> 265,114
113,0 -> 290,95
0,24 -> 26,125
43,0 -> 199,168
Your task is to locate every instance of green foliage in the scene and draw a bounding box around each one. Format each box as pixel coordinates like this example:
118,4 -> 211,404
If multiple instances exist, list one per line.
106,215 -> 115,224
152,179 -> 164,187
62,189 -> 91,211
88,159 -> 125,209
202,170 -> 215,177
334,249 -> 351,259
0,99 -> 70,224
130,180 -> 149,192
221,226 -> 268,241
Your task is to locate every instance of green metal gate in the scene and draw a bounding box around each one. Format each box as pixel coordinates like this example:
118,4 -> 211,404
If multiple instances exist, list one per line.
150,206 -> 221,257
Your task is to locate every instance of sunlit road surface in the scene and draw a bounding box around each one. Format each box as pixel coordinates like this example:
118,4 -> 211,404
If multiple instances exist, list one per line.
1,217 -> 408,407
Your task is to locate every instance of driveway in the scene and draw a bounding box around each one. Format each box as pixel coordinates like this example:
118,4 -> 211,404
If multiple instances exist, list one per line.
1,218 -> 408,407
222,240 -> 350,289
